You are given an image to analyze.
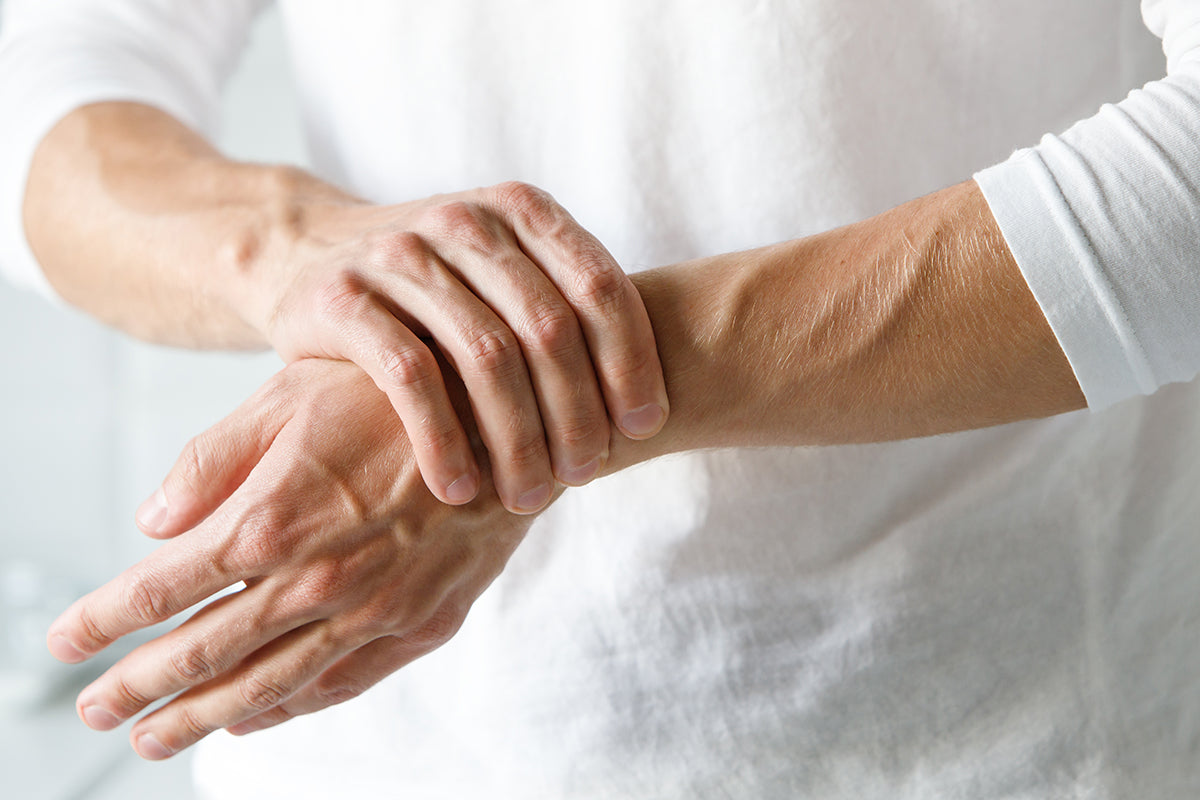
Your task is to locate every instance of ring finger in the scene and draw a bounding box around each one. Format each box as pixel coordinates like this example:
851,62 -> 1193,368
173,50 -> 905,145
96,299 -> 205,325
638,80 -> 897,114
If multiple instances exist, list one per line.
372,253 -> 556,513
432,224 -> 610,487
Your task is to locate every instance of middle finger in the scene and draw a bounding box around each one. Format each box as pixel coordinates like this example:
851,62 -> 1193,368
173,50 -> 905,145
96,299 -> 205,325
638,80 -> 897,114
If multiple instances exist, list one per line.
371,249 -> 557,513
430,215 -> 610,487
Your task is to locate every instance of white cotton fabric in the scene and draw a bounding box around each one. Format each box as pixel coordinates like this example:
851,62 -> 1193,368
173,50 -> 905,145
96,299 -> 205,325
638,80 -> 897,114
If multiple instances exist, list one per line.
976,0 -> 1200,409
0,0 -> 267,299
4,1 -> 1200,798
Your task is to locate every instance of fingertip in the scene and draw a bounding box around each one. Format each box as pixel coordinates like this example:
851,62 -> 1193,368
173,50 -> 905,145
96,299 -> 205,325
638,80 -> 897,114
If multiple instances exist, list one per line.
443,471 -> 480,505
556,455 -> 603,487
47,632 -> 87,664
80,703 -> 122,731
618,402 -> 668,440
133,732 -> 174,761
510,482 -> 553,515
135,487 -> 169,537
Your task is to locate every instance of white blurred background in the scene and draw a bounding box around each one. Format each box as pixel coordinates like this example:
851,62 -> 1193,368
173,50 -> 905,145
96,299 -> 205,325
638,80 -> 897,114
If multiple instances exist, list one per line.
0,4 -> 305,796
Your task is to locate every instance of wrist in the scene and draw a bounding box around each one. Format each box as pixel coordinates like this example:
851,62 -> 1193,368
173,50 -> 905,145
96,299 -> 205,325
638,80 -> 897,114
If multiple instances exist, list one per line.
218,163 -> 363,342
605,253 -> 767,474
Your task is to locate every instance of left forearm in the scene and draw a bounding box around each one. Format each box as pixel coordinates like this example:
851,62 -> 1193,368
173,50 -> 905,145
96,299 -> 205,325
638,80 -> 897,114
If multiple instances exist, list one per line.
608,180 -> 1085,470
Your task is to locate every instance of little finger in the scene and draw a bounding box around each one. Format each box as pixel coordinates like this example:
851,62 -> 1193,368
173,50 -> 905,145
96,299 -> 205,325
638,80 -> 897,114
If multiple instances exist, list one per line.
128,620 -> 348,760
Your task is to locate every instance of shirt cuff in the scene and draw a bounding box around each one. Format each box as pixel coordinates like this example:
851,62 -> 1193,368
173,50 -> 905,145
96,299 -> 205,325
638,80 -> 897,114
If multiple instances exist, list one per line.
974,148 -> 1156,410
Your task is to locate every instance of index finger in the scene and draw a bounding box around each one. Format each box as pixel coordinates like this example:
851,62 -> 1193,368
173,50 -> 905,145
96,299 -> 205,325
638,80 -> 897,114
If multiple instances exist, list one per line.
487,182 -> 670,440
47,530 -> 242,664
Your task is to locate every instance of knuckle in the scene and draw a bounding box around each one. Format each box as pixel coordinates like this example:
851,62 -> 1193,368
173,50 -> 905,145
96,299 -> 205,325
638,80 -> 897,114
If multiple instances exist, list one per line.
521,304 -> 580,357
289,558 -> 381,616
462,327 -> 522,379
167,643 -> 218,685
119,574 -> 172,626
426,200 -> 474,227
423,201 -> 492,246
110,676 -> 152,715
228,507 -> 288,568
555,414 -> 607,450
494,181 -> 556,226
74,606 -> 109,651
300,559 -> 353,605
314,273 -> 360,314
571,261 -> 631,315
314,273 -> 367,324
366,229 -> 426,267
376,345 -> 437,393
600,340 -> 658,386
494,180 -> 547,209
505,430 -> 549,471
236,672 -> 290,712
414,417 -> 462,463
173,705 -> 212,743
408,608 -> 464,650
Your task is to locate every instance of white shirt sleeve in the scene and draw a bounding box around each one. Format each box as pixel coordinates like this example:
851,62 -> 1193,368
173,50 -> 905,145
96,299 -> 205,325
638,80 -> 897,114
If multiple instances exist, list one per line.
0,0 -> 269,300
975,0 -> 1200,409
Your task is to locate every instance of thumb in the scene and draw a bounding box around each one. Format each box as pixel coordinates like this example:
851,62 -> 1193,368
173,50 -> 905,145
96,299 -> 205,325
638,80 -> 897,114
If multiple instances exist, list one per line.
135,399 -> 288,540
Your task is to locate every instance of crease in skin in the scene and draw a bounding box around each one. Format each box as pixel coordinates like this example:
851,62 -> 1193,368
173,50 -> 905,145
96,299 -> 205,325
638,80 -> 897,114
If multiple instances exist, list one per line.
79,580 -> 308,722
183,582 -> 298,646
155,617 -> 340,739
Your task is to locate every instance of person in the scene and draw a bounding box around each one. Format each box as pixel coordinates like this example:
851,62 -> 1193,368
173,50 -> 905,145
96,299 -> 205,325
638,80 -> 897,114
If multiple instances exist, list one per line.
3,0 -> 1200,797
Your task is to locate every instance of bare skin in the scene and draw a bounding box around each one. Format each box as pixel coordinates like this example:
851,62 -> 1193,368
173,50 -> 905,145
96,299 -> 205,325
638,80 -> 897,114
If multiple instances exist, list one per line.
25,102 -> 670,513
44,167 -> 1085,759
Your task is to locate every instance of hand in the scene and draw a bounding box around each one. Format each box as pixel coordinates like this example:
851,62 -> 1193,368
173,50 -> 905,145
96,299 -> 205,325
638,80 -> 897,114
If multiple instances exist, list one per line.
241,181 -> 667,513
49,359 -> 536,759
29,103 -> 664,514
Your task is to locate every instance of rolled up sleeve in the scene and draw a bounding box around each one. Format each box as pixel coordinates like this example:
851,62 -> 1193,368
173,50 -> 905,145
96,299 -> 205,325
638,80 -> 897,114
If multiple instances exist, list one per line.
975,0 -> 1200,409
0,0 -> 269,299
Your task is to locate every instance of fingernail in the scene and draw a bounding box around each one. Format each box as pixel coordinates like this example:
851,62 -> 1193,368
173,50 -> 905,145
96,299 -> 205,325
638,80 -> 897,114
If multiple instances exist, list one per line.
445,474 -> 478,504
559,457 -> 602,487
514,483 -> 552,513
135,732 -> 173,760
135,488 -> 168,533
48,634 -> 86,663
621,404 -> 666,438
81,705 -> 122,731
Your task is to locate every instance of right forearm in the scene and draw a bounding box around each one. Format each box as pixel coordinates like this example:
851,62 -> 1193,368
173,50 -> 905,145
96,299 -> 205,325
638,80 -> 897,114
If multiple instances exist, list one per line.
607,180 -> 1084,474
26,101 -> 673,513
23,101 -> 357,348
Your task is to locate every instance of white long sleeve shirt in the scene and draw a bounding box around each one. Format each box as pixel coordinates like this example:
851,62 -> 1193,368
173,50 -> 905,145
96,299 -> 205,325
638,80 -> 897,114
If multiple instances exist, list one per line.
3,1 -> 1200,798
976,2 -> 1200,409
